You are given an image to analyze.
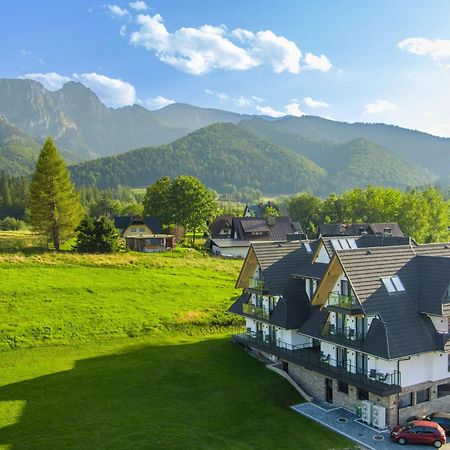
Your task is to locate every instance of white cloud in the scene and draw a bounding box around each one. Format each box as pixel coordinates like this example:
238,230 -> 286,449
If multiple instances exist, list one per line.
107,4 -> 130,18
204,89 -> 229,101
304,96 -> 329,108
364,99 -> 398,115
126,11 -> 331,75
22,72 -> 72,90
232,28 -> 301,74
73,72 -> 136,107
129,1 -> 149,11
256,105 -> 285,117
120,25 -> 127,36
251,95 -> 264,104
144,95 -> 175,109
303,52 -> 333,72
397,37 -> 450,61
233,96 -> 253,107
284,102 -> 305,117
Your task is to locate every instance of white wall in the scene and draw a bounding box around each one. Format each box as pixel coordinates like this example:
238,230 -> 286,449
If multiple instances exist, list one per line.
321,342 -> 336,366
211,244 -> 248,258
316,245 -> 330,263
399,352 -> 449,387
245,318 -> 256,332
429,315 -> 449,333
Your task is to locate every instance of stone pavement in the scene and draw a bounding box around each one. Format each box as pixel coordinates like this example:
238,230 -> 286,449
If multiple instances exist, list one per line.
292,402 -> 450,450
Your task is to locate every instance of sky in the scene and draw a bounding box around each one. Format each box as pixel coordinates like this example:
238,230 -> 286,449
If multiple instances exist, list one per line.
2,1 -> 450,136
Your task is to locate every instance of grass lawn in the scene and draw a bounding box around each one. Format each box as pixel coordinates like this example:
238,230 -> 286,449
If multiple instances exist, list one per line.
0,244 -> 353,449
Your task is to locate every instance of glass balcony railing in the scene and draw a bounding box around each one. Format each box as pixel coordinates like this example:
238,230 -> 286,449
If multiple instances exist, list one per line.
248,277 -> 265,291
327,292 -> 360,310
232,331 -> 401,395
242,303 -> 270,320
321,324 -> 366,342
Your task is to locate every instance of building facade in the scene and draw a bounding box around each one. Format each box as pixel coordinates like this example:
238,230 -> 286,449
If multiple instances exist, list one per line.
229,237 -> 450,428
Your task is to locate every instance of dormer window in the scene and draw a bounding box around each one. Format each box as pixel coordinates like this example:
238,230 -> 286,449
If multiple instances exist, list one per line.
381,275 -> 405,293
383,228 -> 392,236
304,243 -> 312,253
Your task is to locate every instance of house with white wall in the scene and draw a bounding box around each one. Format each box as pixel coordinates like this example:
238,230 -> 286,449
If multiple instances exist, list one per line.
230,237 -> 450,428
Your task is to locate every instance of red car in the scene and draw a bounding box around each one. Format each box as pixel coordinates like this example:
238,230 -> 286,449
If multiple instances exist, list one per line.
391,420 -> 446,448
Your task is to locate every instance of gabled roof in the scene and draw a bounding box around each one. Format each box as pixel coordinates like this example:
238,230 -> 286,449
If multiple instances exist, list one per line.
209,215 -> 233,238
318,222 -> 403,237
333,243 -> 450,358
232,216 -> 299,241
113,216 -> 162,234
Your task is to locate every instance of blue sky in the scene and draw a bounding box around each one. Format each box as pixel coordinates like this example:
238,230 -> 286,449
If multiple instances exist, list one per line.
2,1 -> 450,135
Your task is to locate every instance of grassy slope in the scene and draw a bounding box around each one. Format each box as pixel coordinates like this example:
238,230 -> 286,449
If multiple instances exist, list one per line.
0,244 -> 352,449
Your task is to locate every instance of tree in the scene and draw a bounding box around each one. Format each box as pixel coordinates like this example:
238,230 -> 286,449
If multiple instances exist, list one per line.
75,215 -> 119,253
288,193 -> 322,237
143,177 -> 173,227
170,176 -> 220,243
27,137 -> 82,250
143,176 -> 220,243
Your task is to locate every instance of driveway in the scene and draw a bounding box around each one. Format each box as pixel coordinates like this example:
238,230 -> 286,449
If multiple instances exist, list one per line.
292,402 -> 450,450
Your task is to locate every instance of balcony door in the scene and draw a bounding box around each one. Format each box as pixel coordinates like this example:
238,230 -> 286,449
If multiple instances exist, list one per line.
355,317 -> 367,338
336,347 -> 347,368
268,325 -> 277,344
336,313 -> 345,335
356,352 -> 368,375
256,322 -> 263,340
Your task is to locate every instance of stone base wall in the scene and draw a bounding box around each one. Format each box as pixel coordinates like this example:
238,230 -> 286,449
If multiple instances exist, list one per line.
286,361 -> 398,427
398,377 -> 450,425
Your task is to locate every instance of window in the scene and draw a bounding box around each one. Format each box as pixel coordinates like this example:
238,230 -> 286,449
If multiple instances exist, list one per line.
448,354 -> 450,372
383,228 -> 392,236
139,227 -> 145,232
131,227 -> 137,232
399,392 -> 413,408
416,388 -> 430,404
304,242 -> 312,254
381,275 -> 405,293
338,381 -> 348,394
438,382 -> 450,398
341,279 -> 351,296
358,389 -> 369,400
331,238 -> 358,251
445,283 -> 450,302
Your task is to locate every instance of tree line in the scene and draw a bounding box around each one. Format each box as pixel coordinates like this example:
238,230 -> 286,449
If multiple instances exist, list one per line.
287,186 -> 449,243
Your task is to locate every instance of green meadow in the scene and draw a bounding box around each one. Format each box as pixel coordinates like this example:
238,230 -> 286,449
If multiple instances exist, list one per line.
0,242 -> 352,449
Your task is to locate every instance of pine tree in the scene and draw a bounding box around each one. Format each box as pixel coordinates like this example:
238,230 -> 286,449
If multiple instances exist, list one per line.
27,137 -> 82,250
74,215 -> 119,253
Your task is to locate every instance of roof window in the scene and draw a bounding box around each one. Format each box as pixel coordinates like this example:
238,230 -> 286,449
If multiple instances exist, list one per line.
304,242 -> 312,253
331,238 -> 357,251
381,275 -> 405,293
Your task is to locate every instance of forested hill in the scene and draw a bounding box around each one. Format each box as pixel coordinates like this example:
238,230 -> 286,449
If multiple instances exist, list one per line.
239,116 -> 450,178
69,123 -> 326,194
0,114 -> 40,175
69,123 -> 434,195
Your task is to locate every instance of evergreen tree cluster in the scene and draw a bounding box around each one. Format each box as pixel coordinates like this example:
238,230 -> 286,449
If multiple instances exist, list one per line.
74,216 -> 120,253
287,186 -> 449,243
0,171 -> 29,219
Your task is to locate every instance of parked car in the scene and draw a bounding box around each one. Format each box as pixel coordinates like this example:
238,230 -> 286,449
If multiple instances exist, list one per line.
391,420 -> 446,447
407,413 -> 450,435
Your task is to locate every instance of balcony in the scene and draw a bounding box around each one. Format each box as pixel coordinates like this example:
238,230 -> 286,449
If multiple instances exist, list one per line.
233,332 -> 401,396
327,292 -> 361,313
321,323 -> 366,346
248,277 -> 265,292
242,303 -> 271,320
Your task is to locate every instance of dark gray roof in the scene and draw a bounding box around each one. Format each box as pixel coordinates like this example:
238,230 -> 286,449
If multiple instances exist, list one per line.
321,235 -> 412,257
319,222 -> 403,237
335,244 -> 450,358
251,241 -> 313,329
210,239 -> 250,248
294,262 -> 328,279
297,307 -> 329,338
113,216 -> 162,234
417,255 -> 450,315
232,217 -> 298,241
228,292 -> 250,315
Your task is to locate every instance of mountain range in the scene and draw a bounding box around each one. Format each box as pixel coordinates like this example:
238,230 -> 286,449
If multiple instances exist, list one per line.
0,78 -> 449,195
